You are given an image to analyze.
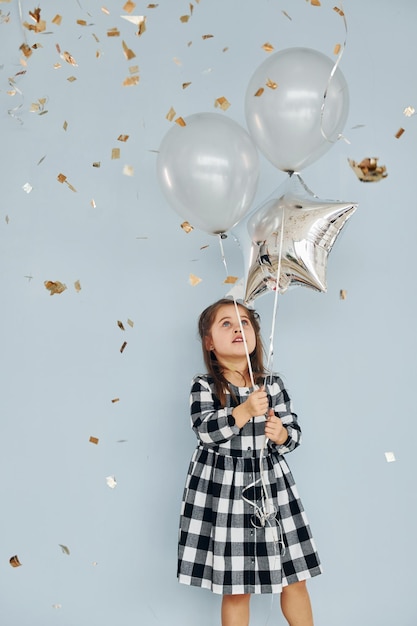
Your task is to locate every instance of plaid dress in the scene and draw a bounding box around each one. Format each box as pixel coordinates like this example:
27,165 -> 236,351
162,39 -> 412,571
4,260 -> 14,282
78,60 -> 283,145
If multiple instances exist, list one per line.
177,373 -> 322,595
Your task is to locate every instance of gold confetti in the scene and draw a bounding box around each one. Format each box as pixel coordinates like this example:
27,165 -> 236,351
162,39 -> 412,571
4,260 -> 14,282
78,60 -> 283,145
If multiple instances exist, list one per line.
102,7 -> 110,15
122,75 -> 139,86
59,544 -> 70,555
123,164 -> 134,176
118,134 -> 129,142
266,78 -> 277,90
200,244 -> 209,250
403,106 -> 415,117
339,289 -> 347,300
348,157 -> 387,182
123,0 -> 136,12
52,14 -> 62,25
173,57 -> 182,66
127,319 -> 134,328
137,18 -> 146,35
117,321 -> 125,330
57,173 -> 67,183
77,19 -> 87,26
214,96 -> 230,111
262,42 -> 274,52
180,15 -> 190,23
310,0 -> 321,5
122,40 -> 136,60
333,6 -> 345,16
74,280 -> 81,292
67,76 -> 77,83
182,82 -> 192,89
395,127 -> 405,138
189,273 -> 202,286
112,148 -> 120,159
254,87 -> 264,97
333,43 -> 341,55
91,199 -> 96,208
92,161 -> 101,168
282,10 -> 292,19
89,436 -> 99,445
120,341 -> 127,353
224,276 -> 238,284
61,51 -> 78,66
166,106 -> 176,121
44,280 -> 67,296
23,18 -> 46,33
9,555 -> 21,568
202,34 -> 213,40
111,398 -> 120,403
129,64 -> 139,74
63,120 -> 68,131
66,181 -> 77,192
148,3 -> 159,7
19,43 -> 32,58
106,476 -> 117,489
107,27 -> 120,37
52,604 -> 62,609
175,116 -> 186,126
181,221 -> 194,233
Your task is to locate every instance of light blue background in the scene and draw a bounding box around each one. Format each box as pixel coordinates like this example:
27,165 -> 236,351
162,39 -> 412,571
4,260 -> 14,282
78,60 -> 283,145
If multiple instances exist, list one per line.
0,1 -> 416,624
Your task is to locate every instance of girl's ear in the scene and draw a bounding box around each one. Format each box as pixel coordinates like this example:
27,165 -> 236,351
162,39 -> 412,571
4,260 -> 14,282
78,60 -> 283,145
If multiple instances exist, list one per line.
204,335 -> 214,351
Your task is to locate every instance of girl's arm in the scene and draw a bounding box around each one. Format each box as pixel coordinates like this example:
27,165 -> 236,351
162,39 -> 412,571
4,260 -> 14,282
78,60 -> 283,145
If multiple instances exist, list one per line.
267,376 -> 302,454
190,376 -> 239,445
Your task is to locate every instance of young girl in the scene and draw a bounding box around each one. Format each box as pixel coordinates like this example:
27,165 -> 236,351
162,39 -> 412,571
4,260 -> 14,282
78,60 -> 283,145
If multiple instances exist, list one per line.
178,298 -> 322,626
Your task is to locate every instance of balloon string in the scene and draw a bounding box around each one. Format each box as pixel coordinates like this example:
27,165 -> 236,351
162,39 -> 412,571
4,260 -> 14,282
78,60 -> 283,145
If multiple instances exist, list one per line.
320,1 -> 350,145
217,235 -> 255,389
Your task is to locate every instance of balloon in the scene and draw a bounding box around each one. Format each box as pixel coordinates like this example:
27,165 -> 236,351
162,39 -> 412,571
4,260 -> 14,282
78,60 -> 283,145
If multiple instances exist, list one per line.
245,47 -> 349,172
232,174 -> 357,305
156,112 -> 259,235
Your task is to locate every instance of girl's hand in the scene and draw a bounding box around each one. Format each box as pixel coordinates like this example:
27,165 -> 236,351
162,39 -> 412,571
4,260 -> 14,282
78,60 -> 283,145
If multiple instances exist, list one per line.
264,409 -> 288,445
245,386 -> 269,417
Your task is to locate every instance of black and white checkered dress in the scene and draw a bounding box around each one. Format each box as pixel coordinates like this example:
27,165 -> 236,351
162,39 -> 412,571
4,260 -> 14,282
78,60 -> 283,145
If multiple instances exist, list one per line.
177,373 -> 322,595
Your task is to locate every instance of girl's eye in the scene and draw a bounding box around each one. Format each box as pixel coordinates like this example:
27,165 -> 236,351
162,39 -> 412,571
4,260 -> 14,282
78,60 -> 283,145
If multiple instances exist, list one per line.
222,321 -> 231,327
242,319 -> 249,326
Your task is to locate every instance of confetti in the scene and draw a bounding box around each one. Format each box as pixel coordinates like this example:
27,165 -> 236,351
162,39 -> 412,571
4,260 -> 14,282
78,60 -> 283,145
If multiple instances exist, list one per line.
254,87 -> 264,97
112,148 -> 120,159
127,319 -> 134,328
59,544 -> 70,555
333,43 -> 341,55
385,451 -> 396,463
107,27 -> 120,37
19,43 -> 32,58
333,6 -> 345,16
122,75 -> 139,86
189,273 -> 202,286
52,14 -> 62,25
9,555 -> 21,568
202,34 -> 213,40
74,280 -> 81,292
180,15 -> 190,23
67,76 -> 77,83
266,78 -> 278,90
22,182 -> 32,194
117,321 -> 125,330
91,199 -> 96,208
123,0 -> 136,12
182,82 -> 192,89
166,106 -> 176,121
111,398 -> 120,403
122,40 -> 136,60
44,280 -> 67,296
403,106 -> 415,117
395,127 -> 405,138
339,289 -> 347,300
262,42 -> 274,52
282,10 -> 292,20
310,0 -> 321,5
123,164 -> 134,176
52,604 -> 62,609
101,7 -> 110,15
224,276 -> 238,284
106,476 -> 117,489
348,157 -> 387,182
120,341 -> 127,353
61,51 -> 78,66
181,221 -> 194,233
214,96 -> 230,111
118,134 -> 129,142
120,15 -> 145,27
175,116 -> 186,126
63,120 -> 68,131
77,19 -> 88,26
92,161 -> 101,168
89,436 -> 99,445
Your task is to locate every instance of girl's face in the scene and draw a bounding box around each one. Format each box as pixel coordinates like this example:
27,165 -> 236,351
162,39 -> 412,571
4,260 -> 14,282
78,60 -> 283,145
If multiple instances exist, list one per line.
205,304 -> 256,364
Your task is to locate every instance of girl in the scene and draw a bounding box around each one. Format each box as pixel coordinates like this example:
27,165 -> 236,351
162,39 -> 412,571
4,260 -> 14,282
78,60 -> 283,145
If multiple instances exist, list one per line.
178,298 -> 322,626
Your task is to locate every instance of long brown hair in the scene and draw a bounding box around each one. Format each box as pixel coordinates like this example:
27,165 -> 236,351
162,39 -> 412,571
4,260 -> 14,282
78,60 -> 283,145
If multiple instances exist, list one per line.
198,298 -> 266,405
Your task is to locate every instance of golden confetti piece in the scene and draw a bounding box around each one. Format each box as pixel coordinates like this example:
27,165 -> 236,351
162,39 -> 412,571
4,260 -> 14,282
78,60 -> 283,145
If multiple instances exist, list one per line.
200,244 -> 209,250
89,436 -> 99,445
127,319 -> 134,328
334,43 -> 341,55
22,182 -> 32,194
9,555 -> 21,568
117,320 -> 125,331
266,78 -> 278,90
67,76 -> 77,83
111,148 -> 120,159
93,33 -> 100,42
74,280 -> 81,292
129,64 -> 139,74
254,87 -> 264,97
61,51 -> 78,66
175,116 -> 186,126
19,43 -> 32,58
91,199 -> 96,208
214,96 -> 230,111
59,544 -> 70,555
52,14 -> 62,25
77,19 -> 87,26
202,34 -> 213,40
111,398 -> 120,403
224,276 -> 238,284
137,18 -> 146,35
282,10 -> 292,19
385,451 -> 396,463
189,273 -> 202,286
166,106 -> 176,121
57,173 -> 67,183
182,82 -> 192,89
262,42 -> 274,52
107,27 -> 120,37
310,0 -> 321,5
403,106 -> 415,117
333,6 -> 345,16
173,57 -> 182,66
53,63 -> 61,69
44,280 -> 67,296
5,215 -> 9,224
123,0 -> 136,12
180,15 -> 190,22
122,75 -> 139,86
92,161 -> 101,168
52,604 -> 62,609
123,164 -> 134,176
106,476 -> 117,488
122,40 -> 136,60
339,289 -> 347,300
348,157 -> 387,182
148,3 -> 159,7
395,127 -> 405,138
120,341 -> 127,353
102,7 -> 110,15
23,19 -> 46,33
63,120 -> 68,131
181,221 -> 194,233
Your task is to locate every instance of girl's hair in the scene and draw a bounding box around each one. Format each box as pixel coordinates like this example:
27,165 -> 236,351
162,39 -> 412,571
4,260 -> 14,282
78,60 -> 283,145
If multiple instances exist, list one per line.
198,298 -> 266,405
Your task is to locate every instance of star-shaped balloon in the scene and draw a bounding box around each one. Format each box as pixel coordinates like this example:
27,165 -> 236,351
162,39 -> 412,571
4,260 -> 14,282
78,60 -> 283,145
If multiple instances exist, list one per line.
232,174 -> 358,305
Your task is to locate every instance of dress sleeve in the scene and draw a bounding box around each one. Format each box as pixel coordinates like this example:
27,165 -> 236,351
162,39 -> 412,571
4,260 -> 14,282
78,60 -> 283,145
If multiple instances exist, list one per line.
267,375 -> 302,455
189,375 -> 240,445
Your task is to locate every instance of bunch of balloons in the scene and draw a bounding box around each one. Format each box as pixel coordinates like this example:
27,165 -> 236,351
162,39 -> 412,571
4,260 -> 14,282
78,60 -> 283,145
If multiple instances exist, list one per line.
156,47 -> 357,305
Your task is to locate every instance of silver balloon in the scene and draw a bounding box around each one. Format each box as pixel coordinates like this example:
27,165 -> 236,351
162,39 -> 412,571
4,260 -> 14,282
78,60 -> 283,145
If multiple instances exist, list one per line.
232,174 -> 358,305
156,112 -> 259,235
245,47 -> 349,172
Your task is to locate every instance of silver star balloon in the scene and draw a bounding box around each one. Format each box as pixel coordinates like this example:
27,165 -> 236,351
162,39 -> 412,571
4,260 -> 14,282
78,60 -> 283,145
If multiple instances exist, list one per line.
233,174 -> 358,305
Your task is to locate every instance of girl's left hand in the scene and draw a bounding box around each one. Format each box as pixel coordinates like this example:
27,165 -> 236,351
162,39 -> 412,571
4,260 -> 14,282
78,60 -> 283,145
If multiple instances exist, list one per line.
264,409 -> 288,445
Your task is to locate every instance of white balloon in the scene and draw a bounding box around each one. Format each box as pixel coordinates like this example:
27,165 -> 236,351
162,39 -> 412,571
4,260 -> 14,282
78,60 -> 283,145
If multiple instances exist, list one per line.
157,113 -> 259,235
245,47 -> 349,172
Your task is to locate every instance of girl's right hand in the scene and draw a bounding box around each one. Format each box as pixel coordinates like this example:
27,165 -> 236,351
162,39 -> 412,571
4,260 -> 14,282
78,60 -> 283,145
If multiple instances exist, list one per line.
245,386 -> 269,417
